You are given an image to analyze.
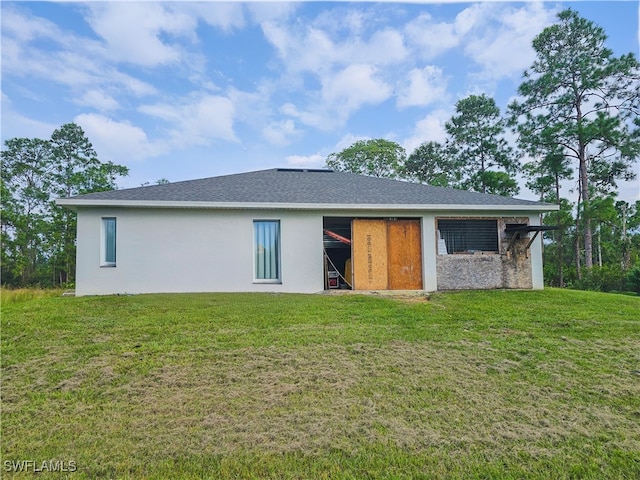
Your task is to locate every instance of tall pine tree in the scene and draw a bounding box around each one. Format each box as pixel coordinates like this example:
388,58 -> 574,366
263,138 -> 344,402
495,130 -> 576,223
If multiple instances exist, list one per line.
509,9 -> 640,270
446,94 -> 519,196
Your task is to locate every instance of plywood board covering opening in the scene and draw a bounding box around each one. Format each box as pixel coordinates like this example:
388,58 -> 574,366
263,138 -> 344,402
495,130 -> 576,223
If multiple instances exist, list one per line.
352,219 -> 388,290
388,219 -> 423,290
351,218 -> 423,290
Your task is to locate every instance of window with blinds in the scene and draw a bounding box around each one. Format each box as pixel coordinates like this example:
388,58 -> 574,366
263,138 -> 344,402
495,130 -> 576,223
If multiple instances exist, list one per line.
437,219 -> 498,254
254,220 -> 281,282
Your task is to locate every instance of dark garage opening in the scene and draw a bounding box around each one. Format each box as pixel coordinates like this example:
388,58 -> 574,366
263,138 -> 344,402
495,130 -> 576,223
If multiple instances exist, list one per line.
323,217 -> 353,290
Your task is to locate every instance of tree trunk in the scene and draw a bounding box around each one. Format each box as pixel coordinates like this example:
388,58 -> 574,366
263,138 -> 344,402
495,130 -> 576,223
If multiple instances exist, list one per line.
597,226 -> 602,267
558,232 -> 564,287
574,232 -> 582,280
575,93 -> 593,270
555,174 -> 564,287
574,174 -> 582,280
621,203 -> 631,270
578,132 -> 593,270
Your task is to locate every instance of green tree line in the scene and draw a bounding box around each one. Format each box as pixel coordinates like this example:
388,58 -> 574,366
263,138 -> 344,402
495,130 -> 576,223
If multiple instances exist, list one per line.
1,123 -> 128,287
326,9 -> 640,293
2,10 -> 638,293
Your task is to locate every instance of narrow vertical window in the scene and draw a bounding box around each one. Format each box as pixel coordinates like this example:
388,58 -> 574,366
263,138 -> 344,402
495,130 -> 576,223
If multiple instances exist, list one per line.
254,220 -> 280,281
102,217 -> 117,266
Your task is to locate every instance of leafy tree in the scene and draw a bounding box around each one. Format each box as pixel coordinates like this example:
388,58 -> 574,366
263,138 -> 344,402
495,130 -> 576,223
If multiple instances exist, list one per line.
589,196 -> 619,267
404,141 -> 461,187
141,178 -> 171,187
509,9 -> 640,269
446,94 -> 519,196
523,151 -> 574,285
625,264 -> 640,294
541,199 -> 575,287
1,123 -> 129,287
1,138 -> 53,285
619,200 -> 640,270
465,171 -> 519,197
523,151 -> 573,204
48,123 -> 128,284
325,139 -> 405,178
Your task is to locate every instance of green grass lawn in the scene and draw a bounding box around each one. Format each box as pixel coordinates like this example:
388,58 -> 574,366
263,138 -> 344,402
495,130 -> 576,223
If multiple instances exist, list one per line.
2,289 -> 639,479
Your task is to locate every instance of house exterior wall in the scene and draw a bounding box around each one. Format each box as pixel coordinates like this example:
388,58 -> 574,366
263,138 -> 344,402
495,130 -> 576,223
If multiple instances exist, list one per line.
74,208 -> 545,296
528,214 -> 544,289
75,208 -> 324,296
434,214 -> 544,291
421,214 -> 438,292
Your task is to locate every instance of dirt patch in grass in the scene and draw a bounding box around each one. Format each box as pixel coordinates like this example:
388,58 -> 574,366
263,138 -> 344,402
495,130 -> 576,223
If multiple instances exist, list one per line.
324,290 -> 431,303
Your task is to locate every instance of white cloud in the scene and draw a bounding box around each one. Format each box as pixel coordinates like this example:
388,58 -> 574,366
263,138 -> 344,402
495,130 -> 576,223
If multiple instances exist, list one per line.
227,84 -> 282,137
139,93 -> 237,147
281,64 -> 392,131
405,13 -> 460,60
357,29 -> 407,65
323,64 -> 391,111
183,3 -> 246,32
404,3 -> 557,83
76,89 -> 119,112
1,7 -> 158,99
397,66 -> 448,108
263,119 -> 300,146
2,0 -> 571,186
111,72 -> 158,98
1,5 -> 63,43
454,3 -> 487,37
259,8 -> 412,131
279,103 -> 325,130
180,95 -> 237,144
247,3 -> 298,24
464,3 -> 559,80
74,114 -> 166,163
6,43 -> 157,98
262,18 -> 406,75
403,109 -> 451,155
85,3 -> 196,67
286,154 -> 325,168
333,133 -> 370,152
261,22 -> 333,74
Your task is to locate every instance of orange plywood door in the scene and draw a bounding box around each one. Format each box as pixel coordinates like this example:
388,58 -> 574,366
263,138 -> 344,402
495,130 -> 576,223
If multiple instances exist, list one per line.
352,219 -> 388,290
387,219 -> 423,290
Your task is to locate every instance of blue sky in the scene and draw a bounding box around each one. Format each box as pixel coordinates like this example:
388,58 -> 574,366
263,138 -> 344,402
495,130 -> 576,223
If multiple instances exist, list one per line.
2,1 -> 639,201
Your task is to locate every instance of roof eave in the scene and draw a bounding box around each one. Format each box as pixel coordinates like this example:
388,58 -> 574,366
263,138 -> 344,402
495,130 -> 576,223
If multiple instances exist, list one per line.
56,198 -> 559,212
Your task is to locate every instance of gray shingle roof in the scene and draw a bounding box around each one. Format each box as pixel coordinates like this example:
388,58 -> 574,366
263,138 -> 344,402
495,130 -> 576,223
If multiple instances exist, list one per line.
60,168 -> 551,208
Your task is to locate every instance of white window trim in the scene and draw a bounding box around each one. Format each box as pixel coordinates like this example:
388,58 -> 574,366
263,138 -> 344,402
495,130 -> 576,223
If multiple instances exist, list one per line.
100,217 -> 117,267
253,219 -> 282,284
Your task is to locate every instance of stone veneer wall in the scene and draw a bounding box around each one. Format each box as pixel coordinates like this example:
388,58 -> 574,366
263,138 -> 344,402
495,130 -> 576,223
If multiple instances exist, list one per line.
436,216 -> 533,290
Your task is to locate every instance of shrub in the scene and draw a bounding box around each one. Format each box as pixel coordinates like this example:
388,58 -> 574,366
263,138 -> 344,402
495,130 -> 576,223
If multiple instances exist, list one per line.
570,265 -> 626,292
625,265 -> 640,295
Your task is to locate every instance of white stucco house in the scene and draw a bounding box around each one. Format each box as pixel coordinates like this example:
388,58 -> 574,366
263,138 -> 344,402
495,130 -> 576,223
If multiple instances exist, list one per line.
56,168 -> 558,296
